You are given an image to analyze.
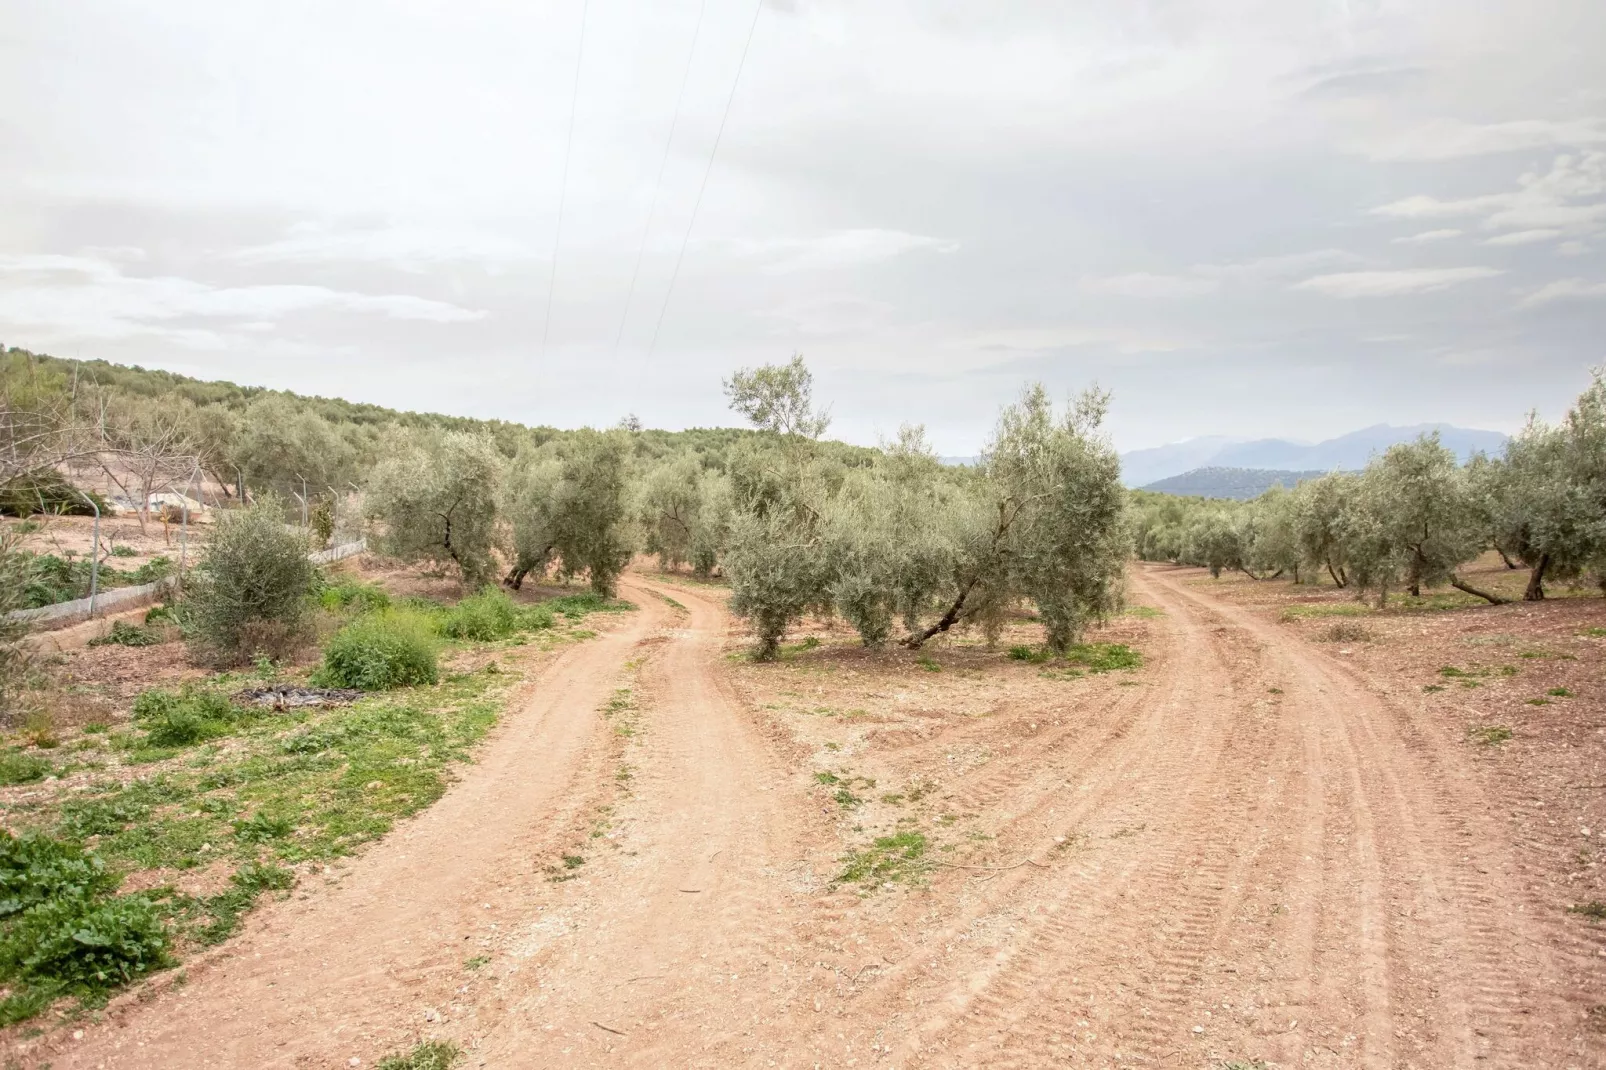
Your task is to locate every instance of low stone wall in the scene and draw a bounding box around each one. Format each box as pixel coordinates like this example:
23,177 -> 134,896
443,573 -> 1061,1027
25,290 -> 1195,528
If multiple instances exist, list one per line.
6,539 -> 367,629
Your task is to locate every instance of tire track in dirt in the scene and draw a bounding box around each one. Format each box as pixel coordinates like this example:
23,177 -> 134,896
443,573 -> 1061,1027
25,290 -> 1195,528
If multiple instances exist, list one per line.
473,578 -> 810,1066
1155,566 -> 1584,1068
47,598 -> 669,1070
875,568 -> 1333,1068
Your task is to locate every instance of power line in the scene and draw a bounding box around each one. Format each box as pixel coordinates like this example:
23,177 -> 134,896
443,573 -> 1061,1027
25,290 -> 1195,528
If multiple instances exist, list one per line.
645,0 -> 764,363
541,0 -> 590,362
612,0 -> 708,363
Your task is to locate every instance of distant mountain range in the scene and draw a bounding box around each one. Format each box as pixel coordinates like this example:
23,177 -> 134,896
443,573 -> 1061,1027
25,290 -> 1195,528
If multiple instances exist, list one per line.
1139,468 -> 1330,501
1119,424 -> 1508,488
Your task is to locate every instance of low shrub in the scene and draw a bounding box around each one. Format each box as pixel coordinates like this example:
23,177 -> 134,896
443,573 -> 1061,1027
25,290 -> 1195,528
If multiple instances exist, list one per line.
440,587 -> 520,641
186,498 -> 314,667
88,620 -> 162,648
317,579 -> 391,615
132,687 -> 239,747
313,610 -> 440,690
1317,621 -> 1374,644
0,749 -> 53,786
0,892 -> 169,991
0,831 -> 119,915
0,831 -> 170,1022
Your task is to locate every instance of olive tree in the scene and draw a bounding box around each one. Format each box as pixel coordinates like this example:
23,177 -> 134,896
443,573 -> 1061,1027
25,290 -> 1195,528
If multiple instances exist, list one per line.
1343,434 -> 1503,606
636,453 -> 731,577
722,358 -> 836,656
985,386 -> 1128,652
1291,472 -> 1356,587
823,427 -> 957,646
366,429 -> 504,586
501,430 -> 635,595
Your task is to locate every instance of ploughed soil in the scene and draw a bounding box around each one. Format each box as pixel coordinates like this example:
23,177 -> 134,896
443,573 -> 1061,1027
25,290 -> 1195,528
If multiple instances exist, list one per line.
25,561 -> 1606,1068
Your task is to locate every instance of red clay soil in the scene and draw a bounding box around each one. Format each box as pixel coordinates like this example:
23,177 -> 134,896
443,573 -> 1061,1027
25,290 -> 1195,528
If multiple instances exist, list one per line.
35,566 -> 1606,1068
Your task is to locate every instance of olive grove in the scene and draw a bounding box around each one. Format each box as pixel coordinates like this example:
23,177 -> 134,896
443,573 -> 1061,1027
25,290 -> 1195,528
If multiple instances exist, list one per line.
1133,368 -> 1606,605
721,358 -> 1130,658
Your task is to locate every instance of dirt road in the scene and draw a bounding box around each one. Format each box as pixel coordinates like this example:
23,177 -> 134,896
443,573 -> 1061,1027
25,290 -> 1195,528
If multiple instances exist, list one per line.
51,567 -> 1601,1068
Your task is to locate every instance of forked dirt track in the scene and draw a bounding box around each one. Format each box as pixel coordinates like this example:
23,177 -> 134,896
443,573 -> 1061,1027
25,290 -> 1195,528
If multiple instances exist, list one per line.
48,568 -> 1600,1068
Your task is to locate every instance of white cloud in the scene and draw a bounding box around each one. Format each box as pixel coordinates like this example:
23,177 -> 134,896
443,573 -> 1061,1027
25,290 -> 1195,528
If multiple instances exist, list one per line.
1292,267 -> 1503,298
1363,118 -> 1606,161
1392,229 -> 1462,244
1558,240 -> 1590,256
1084,272 -> 1218,298
0,252 -> 484,344
740,229 -> 959,275
230,223 -> 542,271
1084,249 -> 1359,298
1483,229 -> 1562,246
1373,153 -> 1606,240
1518,278 -> 1606,308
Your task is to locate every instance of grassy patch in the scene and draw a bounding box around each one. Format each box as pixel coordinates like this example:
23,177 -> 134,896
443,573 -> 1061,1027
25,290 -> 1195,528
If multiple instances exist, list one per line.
1279,602 -> 1373,621
836,831 -> 931,889
377,1040 -> 461,1070
1568,901 -> 1606,920
0,831 -> 172,1025
1439,664 -> 1518,680
1124,605 -> 1163,619
916,654 -> 941,672
88,620 -> 164,648
132,686 -> 246,748
0,748 -> 54,786
312,609 -> 441,690
1549,687 -> 1575,698
1007,645 -> 1053,664
1579,627 -> 1606,639
1064,643 -> 1142,672
1469,724 -> 1513,746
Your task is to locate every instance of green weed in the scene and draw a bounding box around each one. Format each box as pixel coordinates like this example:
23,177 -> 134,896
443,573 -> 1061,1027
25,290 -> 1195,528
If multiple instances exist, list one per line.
0,831 -> 171,1025
313,609 -> 440,690
1469,724 -> 1513,746
88,620 -> 162,648
377,1040 -> 461,1070
132,687 -> 242,748
916,654 -> 941,672
316,579 -> 391,615
1064,643 -> 1142,672
1549,687 -> 1574,698
836,831 -> 931,889
1568,901 -> 1606,920
0,749 -> 53,786
439,587 -> 520,641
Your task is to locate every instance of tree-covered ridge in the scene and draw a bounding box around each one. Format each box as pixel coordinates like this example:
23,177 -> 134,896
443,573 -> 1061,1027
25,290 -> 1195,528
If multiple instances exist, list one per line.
0,345 -> 878,507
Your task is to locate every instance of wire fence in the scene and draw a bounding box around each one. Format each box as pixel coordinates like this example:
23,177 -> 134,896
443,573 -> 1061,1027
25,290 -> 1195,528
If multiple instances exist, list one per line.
6,539 -> 368,628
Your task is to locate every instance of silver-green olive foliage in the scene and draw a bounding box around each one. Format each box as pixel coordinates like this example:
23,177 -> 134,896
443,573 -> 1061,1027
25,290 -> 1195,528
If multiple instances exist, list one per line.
636,453 -> 732,578
501,429 -> 636,596
722,360 -> 1128,657
366,429 -> 504,588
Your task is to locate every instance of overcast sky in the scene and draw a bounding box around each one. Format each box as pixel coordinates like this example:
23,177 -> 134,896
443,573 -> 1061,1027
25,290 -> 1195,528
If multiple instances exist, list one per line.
2,1 -> 1603,453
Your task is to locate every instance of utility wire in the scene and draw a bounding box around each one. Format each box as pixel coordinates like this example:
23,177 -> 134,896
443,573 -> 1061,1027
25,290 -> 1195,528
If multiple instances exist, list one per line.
541,0 -> 590,362
612,0 -> 708,363
644,0 -> 763,363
